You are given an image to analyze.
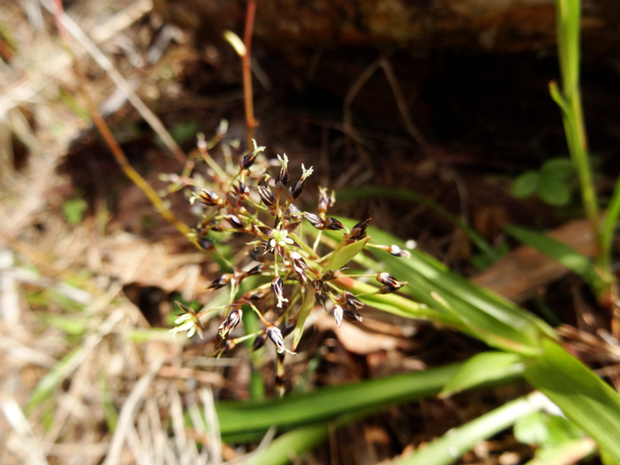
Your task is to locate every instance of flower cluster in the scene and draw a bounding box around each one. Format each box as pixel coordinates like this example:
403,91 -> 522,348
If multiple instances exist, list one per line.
168,135 -> 410,387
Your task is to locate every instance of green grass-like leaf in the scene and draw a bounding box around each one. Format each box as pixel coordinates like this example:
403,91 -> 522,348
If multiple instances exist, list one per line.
391,392 -> 548,465
216,362 -> 463,441
440,351 -> 524,397
524,338 -> 620,463
503,223 -> 607,296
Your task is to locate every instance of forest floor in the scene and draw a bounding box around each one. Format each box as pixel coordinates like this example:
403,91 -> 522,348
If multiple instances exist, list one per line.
1,1 -> 619,464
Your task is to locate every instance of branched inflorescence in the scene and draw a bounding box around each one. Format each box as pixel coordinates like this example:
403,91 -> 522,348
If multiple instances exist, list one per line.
168,134 -> 410,392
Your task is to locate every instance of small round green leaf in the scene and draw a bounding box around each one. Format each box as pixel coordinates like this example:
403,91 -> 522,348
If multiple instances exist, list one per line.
541,158 -> 575,181
539,179 -> 571,206
511,171 -> 540,198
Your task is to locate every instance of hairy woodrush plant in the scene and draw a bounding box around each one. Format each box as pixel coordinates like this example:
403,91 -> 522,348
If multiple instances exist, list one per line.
167,134 -> 409,394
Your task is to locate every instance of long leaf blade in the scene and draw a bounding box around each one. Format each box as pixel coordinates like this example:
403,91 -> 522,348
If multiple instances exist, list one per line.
503,224 -> 606,296
524,338 -> 620,463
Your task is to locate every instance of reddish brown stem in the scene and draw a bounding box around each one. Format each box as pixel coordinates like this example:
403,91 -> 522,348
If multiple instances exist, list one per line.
242,0 -> 258,148
51,2 -> 191,239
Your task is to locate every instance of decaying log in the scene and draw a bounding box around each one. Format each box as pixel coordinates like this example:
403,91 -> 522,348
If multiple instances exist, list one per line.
153,0 -> 620,55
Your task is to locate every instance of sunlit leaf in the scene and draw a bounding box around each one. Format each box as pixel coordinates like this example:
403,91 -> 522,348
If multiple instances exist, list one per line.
503,224 -> 607,296
325,235 -> 370,271
524,338 -> 620,463
292,289 -> 315,350
440,351 -> 524,397
390,392 -> 548,465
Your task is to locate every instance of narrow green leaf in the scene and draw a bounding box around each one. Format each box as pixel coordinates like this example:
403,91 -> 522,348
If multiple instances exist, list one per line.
526,438 -> 597,465
217,362 -> 463,441
325,236 -> 370,272
217,354 -> 526,443
391,392 -> 547,465
600,175 -> 620,280
440,352 -> 524,397
292,289 -> 316,350
241,422 -> 330,465
367,249 -> 550,353
503,224 -> 606,296
524,338 -> 620,463
515,411 -> 583,447
27,346 -> 84,412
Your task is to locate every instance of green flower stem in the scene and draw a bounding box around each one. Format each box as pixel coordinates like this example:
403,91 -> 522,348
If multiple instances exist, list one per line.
600,176 -> 620,284
216,361 -> 464,440
552,0 -> 614,301
242,309 -> 265,400
391,392 -> 548,465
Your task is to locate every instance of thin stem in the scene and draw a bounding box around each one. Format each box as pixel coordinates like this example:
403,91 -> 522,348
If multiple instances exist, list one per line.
50,1 -> 191,240
242,0 -> 258,148
553,0 -> 612,304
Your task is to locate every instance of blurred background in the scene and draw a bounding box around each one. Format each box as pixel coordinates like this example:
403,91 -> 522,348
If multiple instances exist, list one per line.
2,0 -> 620,464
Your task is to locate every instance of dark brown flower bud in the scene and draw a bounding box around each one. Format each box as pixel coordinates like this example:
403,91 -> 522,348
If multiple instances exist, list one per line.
240,150 -> 258,170
342,291 -> 364,312
218,308 -> 243,338
288,180 -> 304,200
289,251 -> 309,283
377,272 -> 405,294
246,264 -> 266,276
284,219 -> 302,234
276,165 -> 289,188
343,307 -> 363,322
288,164 -> 314,200
252,334 -> 266,351
225,214 -> 245,230
271,276 -> 288,307
345,218 -> 372,242
318,187 -> 335,215
257,185 -> 276,208
259,171 -> 271,187
322,270 -> 336,281
377,272 -> 400,288
208,274 -> 233,289
249,241 -> 269,260
232,182 -> 250,199
324,217 -> 345,231
304,212 -> 325,230
266,325 -> 286,354
197,237 -> 213,251
197,190 -> 222,207
386,244 -> 411,258
214,338 -> 237,356
314,279 -> 327,309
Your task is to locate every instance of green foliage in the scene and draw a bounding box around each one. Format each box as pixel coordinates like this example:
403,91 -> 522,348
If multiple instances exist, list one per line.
514,411 -> 583,448
169,120 -> 200,144
524,338 -> 620,462
511,158 -> 576,207
62,196 -> 88,224
440,352 -> 524,397
504,224 -> 607,296
391,392 -> 548,465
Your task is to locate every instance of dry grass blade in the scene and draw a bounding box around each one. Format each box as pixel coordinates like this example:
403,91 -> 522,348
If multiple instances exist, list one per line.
102,355 -> 165,465
0,0 -> 152,116
0,248 -> 19,326
37,0 -> 186,164
200,388 -> 222,465
1,399 -> 49,465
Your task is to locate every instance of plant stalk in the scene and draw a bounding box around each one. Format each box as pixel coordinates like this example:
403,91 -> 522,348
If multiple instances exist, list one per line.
242,0 -> 258,148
